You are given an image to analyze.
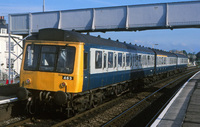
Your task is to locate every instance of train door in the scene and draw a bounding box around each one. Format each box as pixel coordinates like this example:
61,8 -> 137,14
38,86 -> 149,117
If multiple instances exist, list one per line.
83,52 -> 90,91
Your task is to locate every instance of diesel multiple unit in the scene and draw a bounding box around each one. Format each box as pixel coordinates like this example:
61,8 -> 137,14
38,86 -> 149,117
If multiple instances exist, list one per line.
17,29 -> 188,114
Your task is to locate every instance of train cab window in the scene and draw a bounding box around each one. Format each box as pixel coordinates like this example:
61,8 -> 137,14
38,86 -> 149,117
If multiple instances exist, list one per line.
95,51 -> 102,69
56,46 -> 76,74
84,53 -> 88,69
39,46 -> 57,71
126,54 -> 130,67
118,53 -> 122,67
24,45 -> 40,70
108,52 -> 113,68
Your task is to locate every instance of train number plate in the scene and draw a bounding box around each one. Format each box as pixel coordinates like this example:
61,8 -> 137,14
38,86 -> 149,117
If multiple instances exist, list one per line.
62,76 -> 73,80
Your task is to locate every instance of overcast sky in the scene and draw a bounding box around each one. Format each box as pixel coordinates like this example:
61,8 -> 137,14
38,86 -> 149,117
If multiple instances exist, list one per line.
1,0 -> 200,53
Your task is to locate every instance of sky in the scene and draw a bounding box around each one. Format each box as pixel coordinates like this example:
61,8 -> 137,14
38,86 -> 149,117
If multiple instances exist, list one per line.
0,0 -> 200,54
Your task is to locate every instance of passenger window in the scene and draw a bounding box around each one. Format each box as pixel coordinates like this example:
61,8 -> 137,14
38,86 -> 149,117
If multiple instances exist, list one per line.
138,55 -> 141,66
122,54 -> 125,67
108,52 -> 113,68
148,56 -> 150,65
103,53 -> 107,69
84,53 -> 88,69
126,54 -> 130,66
130,54 -> 132,67
118,53 -> 122,67
132,55 -> 135,67
135,54 -> 138,66
95,51 -> 102,69
114,54 -> 117,68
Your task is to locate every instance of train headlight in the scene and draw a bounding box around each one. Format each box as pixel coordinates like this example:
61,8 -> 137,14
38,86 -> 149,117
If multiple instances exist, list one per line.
25,78 -> 31,85
59,82 -> 67,89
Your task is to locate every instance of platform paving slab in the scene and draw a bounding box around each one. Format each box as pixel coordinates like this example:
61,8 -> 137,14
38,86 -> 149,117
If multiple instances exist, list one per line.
156,72 -> 200,127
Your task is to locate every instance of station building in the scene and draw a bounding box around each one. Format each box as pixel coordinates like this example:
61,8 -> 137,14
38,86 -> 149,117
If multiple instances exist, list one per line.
0,16 -> 22,80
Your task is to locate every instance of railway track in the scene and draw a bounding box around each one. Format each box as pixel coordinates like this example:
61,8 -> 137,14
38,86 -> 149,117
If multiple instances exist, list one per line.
3,67 -> 199,127
52,67 -> 199,127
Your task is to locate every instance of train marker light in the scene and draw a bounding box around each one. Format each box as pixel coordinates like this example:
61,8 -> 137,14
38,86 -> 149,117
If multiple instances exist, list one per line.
60,82 -> 66,89
26,79 -> 31,84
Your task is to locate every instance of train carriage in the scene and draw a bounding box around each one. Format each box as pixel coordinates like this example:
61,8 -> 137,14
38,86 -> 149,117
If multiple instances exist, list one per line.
175,53 -> 188,71
153,49 -> 178,74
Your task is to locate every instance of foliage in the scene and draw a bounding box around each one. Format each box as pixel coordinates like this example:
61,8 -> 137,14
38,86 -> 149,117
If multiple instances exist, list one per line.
196,52 -> 200,66
182,50 -> 187,56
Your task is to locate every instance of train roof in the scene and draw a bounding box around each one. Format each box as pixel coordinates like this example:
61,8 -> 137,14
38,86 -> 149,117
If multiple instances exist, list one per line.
27,28 -> 155,54
153,49 -> 177,57
28,28 -> 127,49
175,53 -> 188,58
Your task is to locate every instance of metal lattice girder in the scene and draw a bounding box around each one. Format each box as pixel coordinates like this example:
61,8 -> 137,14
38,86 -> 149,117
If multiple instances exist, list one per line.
8,1 -> 200,34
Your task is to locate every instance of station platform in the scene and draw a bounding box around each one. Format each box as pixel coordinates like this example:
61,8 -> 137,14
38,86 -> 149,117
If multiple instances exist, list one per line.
0,96 -> 17,105
151,71 -> 200,127
0,83 -> 19,105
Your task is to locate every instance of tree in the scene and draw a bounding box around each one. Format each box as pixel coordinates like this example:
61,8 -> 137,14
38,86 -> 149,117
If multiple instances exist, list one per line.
196,52 -> 200,66
182,50 -> 187,56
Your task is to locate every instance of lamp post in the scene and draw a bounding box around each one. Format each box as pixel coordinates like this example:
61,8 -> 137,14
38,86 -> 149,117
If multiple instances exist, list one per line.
152,44 -> 158,49
43,0 -> 45,12
0,63 -> 3,80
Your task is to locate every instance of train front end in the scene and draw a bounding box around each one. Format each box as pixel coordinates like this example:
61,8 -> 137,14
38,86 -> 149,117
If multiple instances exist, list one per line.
17,40 -> 84,106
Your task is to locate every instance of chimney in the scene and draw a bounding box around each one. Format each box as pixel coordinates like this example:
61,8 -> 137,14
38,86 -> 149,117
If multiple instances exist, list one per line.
0,16 -> 6,25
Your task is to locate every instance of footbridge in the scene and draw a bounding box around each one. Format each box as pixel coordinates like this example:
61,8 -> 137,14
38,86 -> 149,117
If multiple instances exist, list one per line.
9,1 -> 200,35
6,1 -> 200,83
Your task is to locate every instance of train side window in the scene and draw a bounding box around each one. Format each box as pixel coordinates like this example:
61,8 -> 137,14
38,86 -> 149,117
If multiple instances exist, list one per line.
138,55 -> 141,66
114,53 -> 117,68
84,53 -> 88,69
103,53 -> 107,69
95,51 -> 102,69
132,55 -> 135,67
126,54 -> 130,67
135,54 -> 138,66
108,52 -> 113,68
144,55 -> 147,65
142,55 -> 145,66
118,53 -> 122,67
147,56 -> 149,65
122,54 -> 125,67
130,54 -> 132,67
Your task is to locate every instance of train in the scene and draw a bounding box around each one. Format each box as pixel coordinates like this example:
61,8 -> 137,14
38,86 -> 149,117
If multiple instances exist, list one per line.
16,28 -> 188,114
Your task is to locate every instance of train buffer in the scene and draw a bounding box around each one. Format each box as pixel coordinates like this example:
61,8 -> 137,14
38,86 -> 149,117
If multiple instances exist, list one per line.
151,71 -> 200,126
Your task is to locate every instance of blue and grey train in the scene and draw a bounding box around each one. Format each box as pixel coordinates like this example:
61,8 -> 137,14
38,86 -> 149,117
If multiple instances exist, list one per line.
17,28 -> 188,113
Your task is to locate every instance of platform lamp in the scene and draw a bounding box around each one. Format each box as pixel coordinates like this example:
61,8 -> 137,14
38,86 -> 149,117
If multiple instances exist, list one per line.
43,0 -> 45,12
